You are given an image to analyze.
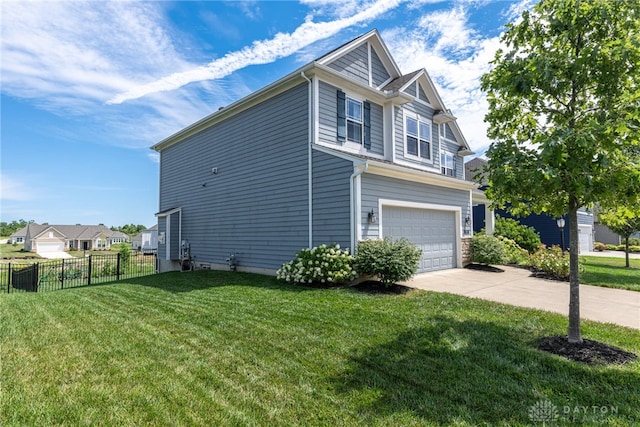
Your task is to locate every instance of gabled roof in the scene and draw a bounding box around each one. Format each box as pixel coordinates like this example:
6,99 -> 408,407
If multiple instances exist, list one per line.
9,226 -> 28,238
385,68 -> 472,154
25,223 -> 129,240
316,28 -> 402,80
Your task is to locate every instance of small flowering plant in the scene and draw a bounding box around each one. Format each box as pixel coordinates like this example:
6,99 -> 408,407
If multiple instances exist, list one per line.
277,243 -> 357,285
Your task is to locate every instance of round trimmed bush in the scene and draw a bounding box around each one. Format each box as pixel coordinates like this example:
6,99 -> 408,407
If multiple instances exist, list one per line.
471,234 -> 506,265
354,238 -> 422,287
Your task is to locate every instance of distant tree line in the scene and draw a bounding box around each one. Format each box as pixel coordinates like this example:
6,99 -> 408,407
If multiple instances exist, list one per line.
0,220 -> 30,237
110,224 -> 147,236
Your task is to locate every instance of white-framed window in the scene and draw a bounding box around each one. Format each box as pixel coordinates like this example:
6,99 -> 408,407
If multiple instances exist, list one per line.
97,239 -> 106,249
346,96 -> 363,144
441,152 -> 455,176
405,115 -> 431,160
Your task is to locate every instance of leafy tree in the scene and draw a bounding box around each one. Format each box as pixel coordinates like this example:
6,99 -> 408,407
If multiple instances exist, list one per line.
481,0 -> 640,343
598,205 -> 640,268
111,224 -> 147,236
0,219 -> 28,237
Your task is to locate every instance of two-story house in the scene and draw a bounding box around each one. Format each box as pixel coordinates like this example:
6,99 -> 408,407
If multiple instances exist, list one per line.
152,29 -> 479,275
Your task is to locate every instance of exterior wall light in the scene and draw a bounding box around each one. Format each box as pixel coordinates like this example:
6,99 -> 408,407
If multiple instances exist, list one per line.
368,209 -> 377,224
464,216 -> 471,235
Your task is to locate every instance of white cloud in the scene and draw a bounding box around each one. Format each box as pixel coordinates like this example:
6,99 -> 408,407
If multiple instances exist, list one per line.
1,1 -> 190,109
108,0 -> 404,104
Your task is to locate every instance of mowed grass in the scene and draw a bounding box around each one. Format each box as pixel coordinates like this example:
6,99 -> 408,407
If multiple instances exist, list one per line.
580,256 -> 640,291
1,271 -> 639,426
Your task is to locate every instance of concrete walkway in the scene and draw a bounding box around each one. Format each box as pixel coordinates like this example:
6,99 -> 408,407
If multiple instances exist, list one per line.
405,265 -> 640,330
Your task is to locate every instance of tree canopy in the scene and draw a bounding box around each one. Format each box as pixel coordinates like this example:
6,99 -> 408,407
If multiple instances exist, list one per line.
481,0 -> 640,342
110,224 -> 147,236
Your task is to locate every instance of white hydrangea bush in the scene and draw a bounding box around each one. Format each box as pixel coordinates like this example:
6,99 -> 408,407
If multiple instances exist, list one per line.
276,244 -> 357,285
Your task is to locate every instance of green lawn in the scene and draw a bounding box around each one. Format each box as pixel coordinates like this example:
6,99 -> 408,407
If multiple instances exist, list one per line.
579,256 -> 640,291
1,271 -> 638,426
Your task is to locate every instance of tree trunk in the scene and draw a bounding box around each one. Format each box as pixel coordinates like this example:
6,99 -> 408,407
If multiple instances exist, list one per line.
625,236 -> 630,268
567,202 -> 582,343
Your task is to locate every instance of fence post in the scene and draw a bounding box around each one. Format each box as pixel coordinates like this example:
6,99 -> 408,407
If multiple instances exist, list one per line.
116,253 -> 121,281
7,263 -> 11,293
87,255 -> 92,286
60,259 -> 65,290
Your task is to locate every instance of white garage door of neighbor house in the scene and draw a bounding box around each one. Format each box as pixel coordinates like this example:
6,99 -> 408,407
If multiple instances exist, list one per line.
37,242 -> 65,253
578,225 -> 593,253
382,206 -> 456,273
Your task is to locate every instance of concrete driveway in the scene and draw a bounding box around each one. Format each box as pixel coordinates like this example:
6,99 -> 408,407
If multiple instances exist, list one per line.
405,265 -> 640,330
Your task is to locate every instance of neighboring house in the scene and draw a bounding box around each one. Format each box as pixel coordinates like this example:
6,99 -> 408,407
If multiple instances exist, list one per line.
24,223 -> 130,254
132,225 -> 158,254
8,226 -> 28,244
152,29 -> 480,275
465,158 -> 595,253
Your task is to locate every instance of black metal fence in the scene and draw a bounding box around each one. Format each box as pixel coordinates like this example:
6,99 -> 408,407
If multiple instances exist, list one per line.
1,253 -> 157,293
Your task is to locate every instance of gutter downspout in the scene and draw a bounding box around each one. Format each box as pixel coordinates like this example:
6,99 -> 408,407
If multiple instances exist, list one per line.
350,162 -> 368,254
301,71 -> 313,248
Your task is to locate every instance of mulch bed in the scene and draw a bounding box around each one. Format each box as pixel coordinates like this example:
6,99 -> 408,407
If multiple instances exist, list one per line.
351,280 -> 413,295
537,335 -> 638,365
464,263 -> 505,273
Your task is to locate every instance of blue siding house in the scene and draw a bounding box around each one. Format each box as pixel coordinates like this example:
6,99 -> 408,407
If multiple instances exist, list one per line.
465,157 -> 595,253
152,30 -> 479,275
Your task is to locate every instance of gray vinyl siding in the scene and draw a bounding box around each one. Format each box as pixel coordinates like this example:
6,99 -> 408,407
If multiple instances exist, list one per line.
327,43 -> 369,86
418,85 -> 430,104
311,150 -> 352,247
361,174 -> 470,240
371,48 -> 390,87
578,208 -> 594,226
445,123 -> 455,140
318,80 -> 384,155
158,83 -> 310,270
394,103 -> 439,167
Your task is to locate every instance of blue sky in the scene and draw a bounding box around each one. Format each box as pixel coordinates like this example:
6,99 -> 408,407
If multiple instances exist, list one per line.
1,0 -> 533,228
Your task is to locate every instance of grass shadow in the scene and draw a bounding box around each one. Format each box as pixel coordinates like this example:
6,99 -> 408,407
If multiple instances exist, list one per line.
332,315 -> 640,425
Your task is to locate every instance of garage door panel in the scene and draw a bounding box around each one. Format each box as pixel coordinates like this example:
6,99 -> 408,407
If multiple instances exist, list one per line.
382,206 -> 456,273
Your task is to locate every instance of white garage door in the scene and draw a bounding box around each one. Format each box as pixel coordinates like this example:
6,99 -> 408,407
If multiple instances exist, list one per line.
37,242 -> 65,253
578,225 -> 593,253
382,206 -> 456,273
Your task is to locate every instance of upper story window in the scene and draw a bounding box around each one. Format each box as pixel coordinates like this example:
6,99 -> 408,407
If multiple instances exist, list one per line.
405,115 -> 431,160
441,152 -> 455,176
337,89 -> 371,149
346,97 -> 363,143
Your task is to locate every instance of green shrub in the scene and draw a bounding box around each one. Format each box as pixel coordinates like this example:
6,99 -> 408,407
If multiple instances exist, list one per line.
497,236 -> 529,265
629,245 -> 640,253
528,246 -> 573,280
277,244 -> 357,285
493,216 -> 542,253
118,244 -> 131,265
630,237 -> 640,246
471,234 -> 506,265
605,244 -> 618,250
354,238 -> 422,287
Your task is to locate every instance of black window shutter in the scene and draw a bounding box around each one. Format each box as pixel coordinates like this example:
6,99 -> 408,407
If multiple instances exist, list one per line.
363,101 -> 371,149
337,89 -> 346,141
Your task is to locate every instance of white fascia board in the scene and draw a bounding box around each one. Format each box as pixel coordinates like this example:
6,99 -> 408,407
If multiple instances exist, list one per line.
317,29 -> 402,79
366,160 -> 478,192
155,207 -> 182,217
